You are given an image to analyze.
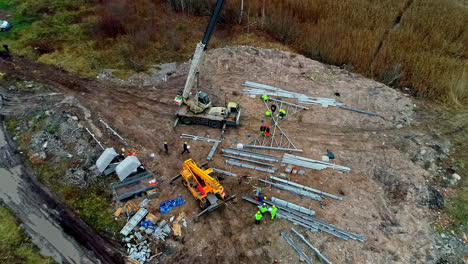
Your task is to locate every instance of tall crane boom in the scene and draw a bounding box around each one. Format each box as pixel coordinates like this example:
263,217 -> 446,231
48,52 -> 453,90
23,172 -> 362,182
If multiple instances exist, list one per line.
181,0 -> 226,100
173,0 -> 240,129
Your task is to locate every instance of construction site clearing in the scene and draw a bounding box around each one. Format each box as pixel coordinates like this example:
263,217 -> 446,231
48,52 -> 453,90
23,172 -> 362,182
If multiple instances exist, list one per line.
0,46 -> 458,264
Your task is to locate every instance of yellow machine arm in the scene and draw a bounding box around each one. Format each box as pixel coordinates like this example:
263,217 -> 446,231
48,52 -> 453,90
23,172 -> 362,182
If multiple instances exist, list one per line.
181,159 -> 226,200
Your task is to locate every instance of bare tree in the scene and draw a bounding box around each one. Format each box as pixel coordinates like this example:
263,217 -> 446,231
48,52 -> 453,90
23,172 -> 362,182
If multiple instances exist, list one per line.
261,0 -> 265,29
238,0 -> 244,24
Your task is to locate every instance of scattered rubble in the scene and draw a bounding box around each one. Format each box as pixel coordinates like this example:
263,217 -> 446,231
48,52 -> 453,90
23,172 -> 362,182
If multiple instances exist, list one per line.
62,167 -> 98,187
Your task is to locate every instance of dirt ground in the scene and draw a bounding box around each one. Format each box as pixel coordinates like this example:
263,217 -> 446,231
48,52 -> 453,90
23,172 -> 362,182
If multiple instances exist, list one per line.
0,46 -> 457,263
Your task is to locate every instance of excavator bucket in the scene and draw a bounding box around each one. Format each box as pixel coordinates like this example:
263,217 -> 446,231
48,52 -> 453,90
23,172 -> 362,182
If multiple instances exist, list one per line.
195,194 -> 236,221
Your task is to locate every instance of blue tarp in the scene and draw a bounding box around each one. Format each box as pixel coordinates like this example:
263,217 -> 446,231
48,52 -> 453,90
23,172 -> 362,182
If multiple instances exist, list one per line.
159,194 -> 186,214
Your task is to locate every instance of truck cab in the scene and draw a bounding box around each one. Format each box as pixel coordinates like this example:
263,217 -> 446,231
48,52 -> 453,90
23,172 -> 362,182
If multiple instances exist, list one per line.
225,102 -> 241,126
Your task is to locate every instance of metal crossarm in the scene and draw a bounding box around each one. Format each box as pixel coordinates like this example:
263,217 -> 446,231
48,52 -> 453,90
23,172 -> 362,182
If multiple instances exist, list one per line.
266,98 -> 308,124
246,97 -> 306,151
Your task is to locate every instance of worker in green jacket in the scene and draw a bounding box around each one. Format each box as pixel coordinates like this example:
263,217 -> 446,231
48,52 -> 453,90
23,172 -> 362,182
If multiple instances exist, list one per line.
265,110 -> 272,117
261,94 -> 268,102
270,205 -> 278,219
258,203 -> 269,215
255,211 -> 263,224
278,109 -> 286,119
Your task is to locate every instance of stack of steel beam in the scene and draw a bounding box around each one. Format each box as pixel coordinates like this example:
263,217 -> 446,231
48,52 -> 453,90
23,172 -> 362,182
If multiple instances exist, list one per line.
222,154 -> 276,167
259,179 -> 323,201
225,159 -> 276,173
271,197 -> 315,215
243,81 -> 344,107
269,176 -> 343,200
243,196 -> 365,242
211,168 -> 238,177
243,81 -> 380,116
282,154 -> 351,172
222,148 -> 279,162
281,232 -> 314,264
291,228 -> 333,264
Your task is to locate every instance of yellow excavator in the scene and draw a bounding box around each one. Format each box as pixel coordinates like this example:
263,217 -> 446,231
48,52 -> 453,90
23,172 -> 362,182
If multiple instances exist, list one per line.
174,0 -> 241,129
178,159 -> 235,219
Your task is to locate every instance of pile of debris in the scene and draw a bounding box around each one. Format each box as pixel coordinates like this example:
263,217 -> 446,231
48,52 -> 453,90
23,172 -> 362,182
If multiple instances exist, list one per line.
126,240 -> 153,263
118,202 -> 187,263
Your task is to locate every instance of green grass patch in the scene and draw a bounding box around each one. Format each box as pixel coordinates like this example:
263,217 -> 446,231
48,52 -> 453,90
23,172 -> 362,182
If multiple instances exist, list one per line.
32,162 -> 122,234
69,180 -> 124,233
5,117 -> 18,134
0,204 -> 56,264
445,186 -> 468,235
423,108 -> 468,236
0,0 -> 12,10
45,121 -> 59,134
0,0 -> 39,41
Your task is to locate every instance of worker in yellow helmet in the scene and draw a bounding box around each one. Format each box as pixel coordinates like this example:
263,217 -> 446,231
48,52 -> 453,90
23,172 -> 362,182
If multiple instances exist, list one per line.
278,109 -> 286,119
270,205 -> 278,219
164,141 -> 168,154
181,142 -> 190,154
255,211 -> 263,224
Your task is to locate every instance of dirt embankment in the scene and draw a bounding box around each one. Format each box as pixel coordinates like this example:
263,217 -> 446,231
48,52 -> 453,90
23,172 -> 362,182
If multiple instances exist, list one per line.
0,47 -> 464,263
0,94 -> 124,263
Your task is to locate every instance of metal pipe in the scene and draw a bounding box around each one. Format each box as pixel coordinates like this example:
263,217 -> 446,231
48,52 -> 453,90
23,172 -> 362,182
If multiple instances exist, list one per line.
225,160 -> 276,173
281,232 -> 314,264
338,106 -> 380,116
180,133 -> 221,143
302,216 -> 365,242
291,228 -> 333,264
271,197 -> 315,215
99,119 -> 126,143
212,168 -> 237,177
222,154 -> 275,167
85,127 -> 104,150
282,211 -> 349,240
207,141 -> 219,161
244,144 -> 303,152
258,179 -> 322,201
270,176 -> 343,201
